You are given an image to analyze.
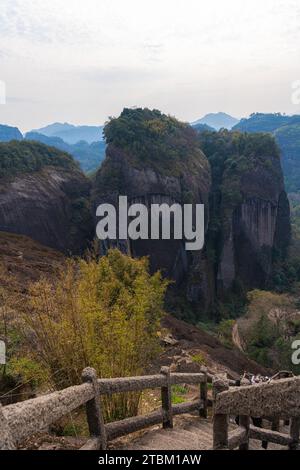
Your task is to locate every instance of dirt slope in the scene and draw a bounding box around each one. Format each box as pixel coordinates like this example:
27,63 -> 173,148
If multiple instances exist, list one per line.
158,316 -> 271,379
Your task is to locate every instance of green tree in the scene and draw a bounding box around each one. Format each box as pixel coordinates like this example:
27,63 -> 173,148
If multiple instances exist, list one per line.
22,249 -> 168,421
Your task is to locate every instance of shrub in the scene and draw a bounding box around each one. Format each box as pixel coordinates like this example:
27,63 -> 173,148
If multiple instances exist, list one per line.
22,249 -> 168,421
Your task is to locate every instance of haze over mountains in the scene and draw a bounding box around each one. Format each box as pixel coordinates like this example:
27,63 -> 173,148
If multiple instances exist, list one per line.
31,122 -> 104,144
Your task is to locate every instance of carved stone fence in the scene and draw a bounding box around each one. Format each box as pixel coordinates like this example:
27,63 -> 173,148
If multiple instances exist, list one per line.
0,367 -> 208,450
213,375 -> 300,450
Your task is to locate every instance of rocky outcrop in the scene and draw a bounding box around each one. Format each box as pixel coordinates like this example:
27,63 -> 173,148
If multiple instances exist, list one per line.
0,125 -> 23,142
218,154 -> 290,291
0,143 -> 93,254
93,112 -> 291,318
198,130 -> 291,299
93,144 -> 211,287
92,109 -> 212,308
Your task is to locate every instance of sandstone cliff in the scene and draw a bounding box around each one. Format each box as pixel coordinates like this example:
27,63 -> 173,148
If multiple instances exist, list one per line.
0,141 -> 93,253
94,116 -> 290,319
92,109 -> 212,306
199,130 -> 291,297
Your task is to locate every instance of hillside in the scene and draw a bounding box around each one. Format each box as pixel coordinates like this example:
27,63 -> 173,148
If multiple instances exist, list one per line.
274,124 -> 300,193
234,113 -> 300,133
0,231 -> 270,382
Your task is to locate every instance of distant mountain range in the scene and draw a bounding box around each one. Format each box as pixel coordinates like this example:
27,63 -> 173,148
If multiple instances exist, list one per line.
0,124 -> 23,142
233,113 -> 300,134
192,112 -> 240,130
31,122 -> 104,145
25,132 -> 106,173
2,113 -> 300,184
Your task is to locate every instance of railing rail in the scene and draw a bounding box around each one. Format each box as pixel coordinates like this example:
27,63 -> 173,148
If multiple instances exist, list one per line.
2,366 -> 299,451
212,375 -> 300,450
0,367 -> 208,450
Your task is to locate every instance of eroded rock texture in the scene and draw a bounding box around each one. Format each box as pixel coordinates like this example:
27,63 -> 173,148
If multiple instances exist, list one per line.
0,143 -> 93,254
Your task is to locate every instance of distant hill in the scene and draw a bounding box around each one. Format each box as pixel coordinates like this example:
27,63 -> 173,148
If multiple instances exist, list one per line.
192,123 -> 215,133
274,124 -> 300,193
192,112 -> 239,131
233,113 -> 300,133
31,122 -> 104,144
233,113 -> 300,194
25,132 -> 106,173
0,124 -> 23,142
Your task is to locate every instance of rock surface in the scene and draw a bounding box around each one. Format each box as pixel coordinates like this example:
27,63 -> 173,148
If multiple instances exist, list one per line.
0,164 -> 93,254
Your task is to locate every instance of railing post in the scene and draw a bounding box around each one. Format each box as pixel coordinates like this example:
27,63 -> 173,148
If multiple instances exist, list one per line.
200,370 -> 208,419
213,375 -> 229,450
82,367 -> 107,450
0,404 -> 15,450
289,417 -> 300,450
160,367 -> 173,429
239,415 -> 250,450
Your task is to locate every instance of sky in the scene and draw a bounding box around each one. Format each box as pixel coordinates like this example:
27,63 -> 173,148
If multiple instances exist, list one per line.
0,0 -> 300,132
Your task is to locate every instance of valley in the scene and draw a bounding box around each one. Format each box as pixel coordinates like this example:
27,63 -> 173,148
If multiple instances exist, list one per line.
0,107 -> 299,449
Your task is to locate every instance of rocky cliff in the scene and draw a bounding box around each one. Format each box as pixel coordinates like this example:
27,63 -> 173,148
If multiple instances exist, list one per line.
0,141 -> 93,253
92,108 -> 212,306
199,130 -> 291,297
93,112 -> 290,319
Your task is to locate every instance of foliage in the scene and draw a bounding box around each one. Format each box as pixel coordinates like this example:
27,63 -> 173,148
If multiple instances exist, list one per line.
103,107 -> 207,177
216,319 -> 235,348
275,124 -> 300,193
25,132 -> 106,173
171,384 -> 187,404
198,130 -> 281,276
7,357 -> 47,388
21,249 -> 168,421
244,290 -> 300,372
233,113 -> 300,134
0,140 -> 78,179
191,353 -> 206,365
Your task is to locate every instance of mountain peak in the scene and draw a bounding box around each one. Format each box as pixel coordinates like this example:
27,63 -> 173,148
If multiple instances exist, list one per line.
192,112 -> 239,131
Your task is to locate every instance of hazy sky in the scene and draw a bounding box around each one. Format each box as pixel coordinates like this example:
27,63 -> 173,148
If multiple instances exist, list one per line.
0,0 -> 300,132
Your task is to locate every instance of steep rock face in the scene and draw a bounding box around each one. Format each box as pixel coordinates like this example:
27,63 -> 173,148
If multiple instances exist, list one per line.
0,125 -> 23,142
0,168 -> 92,253
219,174 -> 289,290
92,109 -> 212,307
0,142 -> 93,253
199,130 -> 291,294
93,144 -> 211,284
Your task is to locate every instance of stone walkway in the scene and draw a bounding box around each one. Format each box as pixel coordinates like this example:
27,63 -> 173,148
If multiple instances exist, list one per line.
125,417 -> 286,451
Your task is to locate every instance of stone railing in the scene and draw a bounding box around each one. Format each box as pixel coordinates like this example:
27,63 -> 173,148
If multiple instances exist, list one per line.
213,375 -> 300,450
0,367 -> 208,450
